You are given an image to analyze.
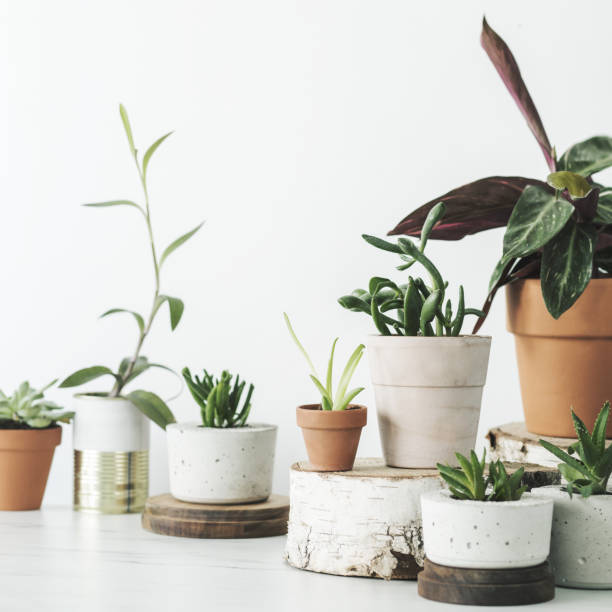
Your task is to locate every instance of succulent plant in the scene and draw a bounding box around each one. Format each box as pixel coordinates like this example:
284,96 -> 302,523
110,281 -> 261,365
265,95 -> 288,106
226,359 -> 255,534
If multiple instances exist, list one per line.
182,368 -> 254,428
540,402 -> 612,497
389,18 -> 612,327
0,381 -> 74,429
338,203 -> 483,336
284,313 -> 364,410
437,450 -> 527,502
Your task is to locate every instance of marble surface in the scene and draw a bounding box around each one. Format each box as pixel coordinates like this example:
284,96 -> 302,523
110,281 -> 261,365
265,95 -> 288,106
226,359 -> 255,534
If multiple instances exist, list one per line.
0,507 -> 611,611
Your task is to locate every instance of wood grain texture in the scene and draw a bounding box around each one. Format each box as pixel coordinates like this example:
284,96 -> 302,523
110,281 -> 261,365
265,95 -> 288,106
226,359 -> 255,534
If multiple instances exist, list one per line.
418,559 -> 555,605
486,422 -> 612,467
142,493 -> 289,539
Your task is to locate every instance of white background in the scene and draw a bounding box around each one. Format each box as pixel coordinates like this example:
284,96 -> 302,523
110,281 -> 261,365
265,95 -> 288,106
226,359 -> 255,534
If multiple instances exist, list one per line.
2,0 -> 611,506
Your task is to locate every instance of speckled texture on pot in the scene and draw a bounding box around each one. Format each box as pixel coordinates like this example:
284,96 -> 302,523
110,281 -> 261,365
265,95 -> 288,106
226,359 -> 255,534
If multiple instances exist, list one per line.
531,485 -> 612,588
167,422 -> 277,504
421,489 -> 553,569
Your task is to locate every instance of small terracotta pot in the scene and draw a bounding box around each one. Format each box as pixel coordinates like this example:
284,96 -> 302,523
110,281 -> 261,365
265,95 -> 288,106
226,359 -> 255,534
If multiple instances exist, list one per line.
296,404 -> 366,471
0,426 -> 62,510
507,278 -> 612,437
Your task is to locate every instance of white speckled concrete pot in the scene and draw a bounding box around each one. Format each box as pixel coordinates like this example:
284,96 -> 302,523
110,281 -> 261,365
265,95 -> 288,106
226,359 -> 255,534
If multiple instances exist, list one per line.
531,485 -> 612,588
366,335 -> 491,468
167,422 -> 277,504
421,489 -> 553,569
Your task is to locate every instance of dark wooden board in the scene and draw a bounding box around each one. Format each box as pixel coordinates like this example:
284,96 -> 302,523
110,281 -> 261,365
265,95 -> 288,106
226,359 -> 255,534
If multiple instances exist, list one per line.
142,493 -> 289,539
418,560 -> 555,606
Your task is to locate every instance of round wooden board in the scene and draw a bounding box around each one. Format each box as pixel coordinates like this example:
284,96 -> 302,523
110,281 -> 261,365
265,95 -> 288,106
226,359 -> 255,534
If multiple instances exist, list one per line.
486,422 -> 612,468
418,560 -> 555,606
141,493 -> 289,539
285,458 -> 558,581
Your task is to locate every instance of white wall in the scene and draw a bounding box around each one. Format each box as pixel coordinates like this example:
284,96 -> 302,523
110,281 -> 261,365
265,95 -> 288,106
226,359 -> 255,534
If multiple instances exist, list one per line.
2,0 -> 612,506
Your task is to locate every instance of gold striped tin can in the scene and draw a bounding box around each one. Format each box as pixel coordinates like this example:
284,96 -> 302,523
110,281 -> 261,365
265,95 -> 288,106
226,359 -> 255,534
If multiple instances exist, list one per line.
73,449 -> 149,513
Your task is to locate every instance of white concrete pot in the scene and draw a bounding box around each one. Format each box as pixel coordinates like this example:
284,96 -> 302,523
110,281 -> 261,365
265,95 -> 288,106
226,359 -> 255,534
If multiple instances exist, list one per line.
421,489 -> 553,569
531,485 -> 612,588
167,422 -> 277,504
366,335 -> 491,468
72,394 -> 150,513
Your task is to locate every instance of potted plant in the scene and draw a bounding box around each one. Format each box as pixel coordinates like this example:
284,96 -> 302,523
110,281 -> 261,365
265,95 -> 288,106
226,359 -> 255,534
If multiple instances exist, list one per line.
166,368 -> 276,504
419,451 -> 554,605
532,403 -> 612,588
0,381 -> 74,510
59,105 -> 203,513
388,18 -> 612,437
284,313 -> 366,471
338,203 -> 491,468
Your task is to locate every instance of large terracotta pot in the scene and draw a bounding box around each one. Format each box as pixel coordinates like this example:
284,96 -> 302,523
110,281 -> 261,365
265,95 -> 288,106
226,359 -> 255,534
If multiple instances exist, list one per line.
506,278 -> 612,437
296,404 -> 366,471
366,335 -> 491,468
0,426 -> 62,510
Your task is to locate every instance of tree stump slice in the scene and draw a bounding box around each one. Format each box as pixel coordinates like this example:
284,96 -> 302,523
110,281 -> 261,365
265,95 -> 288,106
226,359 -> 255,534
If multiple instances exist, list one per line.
141,493 -> 289,539
418,560 -> 555,606
285,458 -> 560,581
486,422 -> 612,467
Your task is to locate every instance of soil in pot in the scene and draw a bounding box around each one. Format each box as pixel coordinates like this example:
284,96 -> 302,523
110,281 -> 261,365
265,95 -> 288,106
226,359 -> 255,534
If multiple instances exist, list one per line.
507,278 -> 612,437
0,425 -> 61,510
296,404 -> 366,471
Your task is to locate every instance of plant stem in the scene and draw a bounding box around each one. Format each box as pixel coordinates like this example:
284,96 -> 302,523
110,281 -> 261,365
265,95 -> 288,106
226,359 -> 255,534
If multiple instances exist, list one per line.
110,155 -> 161,396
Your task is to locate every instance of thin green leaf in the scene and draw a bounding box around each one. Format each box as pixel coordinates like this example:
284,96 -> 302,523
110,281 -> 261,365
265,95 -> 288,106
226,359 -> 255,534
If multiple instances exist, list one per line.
100,308 -> 145,333
59,366 -> 117,388
83,200 -> 144,215
127,390 -> 176,430
540,439 -> 594,480
159,222 -> 204,267
156,295 -> 184,330
284,313 -> 319,377
143,132 -> 173,178
326,338 -> 338,397
119,104 -> 136,155
362,234 -> 402,254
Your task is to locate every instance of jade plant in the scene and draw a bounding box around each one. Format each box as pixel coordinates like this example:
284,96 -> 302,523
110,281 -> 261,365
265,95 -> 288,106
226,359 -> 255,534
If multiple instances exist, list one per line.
540,403 -> 612,497
284,313 -> 364,410
338,203 -> 483,336
182,368 -> 254,428
0,381 -> 74,429
60,105 -> 203,429
389,18 -> 612,326
437,450 -> 527,502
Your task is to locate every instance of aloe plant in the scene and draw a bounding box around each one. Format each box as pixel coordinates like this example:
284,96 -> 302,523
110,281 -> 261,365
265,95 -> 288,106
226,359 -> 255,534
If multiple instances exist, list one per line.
540,403 -> 612,497
182,368 -> 254,428
338,203 -> 483,336
284,313 -> 364,410
390,17 -> 612,325
437,450 -> 527,502
0,381 -> 74,429
60,105 -> 203,430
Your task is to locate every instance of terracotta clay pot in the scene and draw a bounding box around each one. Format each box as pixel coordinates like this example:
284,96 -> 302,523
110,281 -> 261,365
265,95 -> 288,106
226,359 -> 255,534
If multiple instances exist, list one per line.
0,426 -> 62,510
507,278 -> 612,437
296,404 -> 366,471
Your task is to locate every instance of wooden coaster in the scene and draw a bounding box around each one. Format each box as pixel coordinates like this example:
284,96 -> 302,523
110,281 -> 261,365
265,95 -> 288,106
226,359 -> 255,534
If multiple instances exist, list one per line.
141,493 -> 289,539
418,559 -> 555,606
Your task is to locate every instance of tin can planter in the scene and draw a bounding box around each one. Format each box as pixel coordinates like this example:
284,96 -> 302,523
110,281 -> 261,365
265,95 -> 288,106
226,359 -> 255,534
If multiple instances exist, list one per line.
166,422 -> 277,504
0,426 -> 62,510
366,336 -> 491,468
72,394 -> 149,513
531,485 -> 612,588
507,278 -> 612,437
296,404 -> 366,471
421,489 -> 553,569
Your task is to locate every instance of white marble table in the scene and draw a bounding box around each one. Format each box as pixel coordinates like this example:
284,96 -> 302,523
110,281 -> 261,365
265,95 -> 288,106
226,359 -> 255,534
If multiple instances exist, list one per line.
0,507 -> 610,611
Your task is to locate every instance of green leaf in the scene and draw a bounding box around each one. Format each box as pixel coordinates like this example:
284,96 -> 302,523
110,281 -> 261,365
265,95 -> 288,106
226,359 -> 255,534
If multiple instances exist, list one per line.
155,295 -> 184,330
127,390 -> 176,430
100,308 -> 145,334
570,410 -> 599,468
326,338 -> 338,397
83,200 -> 144,215
333,344 -> 365,409
159,222 -> 204,267
368,277 -> 399,296
284,313 -> 319,377
592,401 -> 610,453
594,188 -> 612,224
546,171 -> 592,198
338,295 -> 370,313
59,366 -> 117,388
558,136 -> 612,176
503,185 -> 575,260
403,278 -> 421,336
119,104 -> 136,156
540,439 -> 594,480
541,220 -> 595,318
362,234 -> 402,254
143,132 -> 173,179
420,201 -> 446,251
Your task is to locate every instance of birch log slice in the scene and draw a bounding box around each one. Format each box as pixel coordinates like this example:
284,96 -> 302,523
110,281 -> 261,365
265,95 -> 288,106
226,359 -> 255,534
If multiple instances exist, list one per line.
486,422 -> 612,467
285,458 -> 560,581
